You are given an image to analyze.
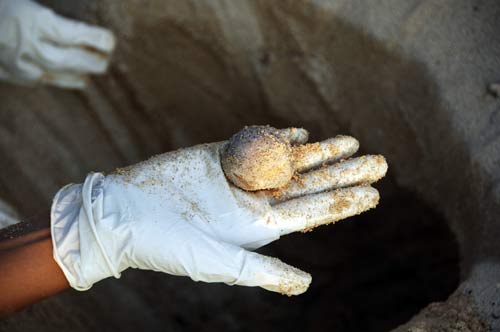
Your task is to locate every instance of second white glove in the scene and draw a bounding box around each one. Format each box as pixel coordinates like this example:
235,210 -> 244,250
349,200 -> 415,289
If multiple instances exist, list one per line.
0,0 -> 115,89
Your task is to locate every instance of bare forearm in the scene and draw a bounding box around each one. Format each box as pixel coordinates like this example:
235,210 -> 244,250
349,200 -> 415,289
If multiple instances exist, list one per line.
0,228 -> 69,317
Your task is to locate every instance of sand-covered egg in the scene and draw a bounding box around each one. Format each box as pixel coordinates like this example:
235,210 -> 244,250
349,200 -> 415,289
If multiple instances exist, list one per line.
221,126 -> 294,191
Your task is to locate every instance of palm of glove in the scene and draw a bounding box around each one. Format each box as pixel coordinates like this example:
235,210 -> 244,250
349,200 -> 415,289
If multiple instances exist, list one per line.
98,129 -> 387,295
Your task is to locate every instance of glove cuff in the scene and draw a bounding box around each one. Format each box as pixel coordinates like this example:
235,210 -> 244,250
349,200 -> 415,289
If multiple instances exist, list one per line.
51,172 -> 122,290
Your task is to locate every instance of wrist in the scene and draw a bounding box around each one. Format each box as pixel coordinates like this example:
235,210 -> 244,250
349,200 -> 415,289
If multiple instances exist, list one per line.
51,173 -> 128,290
0,229 -> 69,316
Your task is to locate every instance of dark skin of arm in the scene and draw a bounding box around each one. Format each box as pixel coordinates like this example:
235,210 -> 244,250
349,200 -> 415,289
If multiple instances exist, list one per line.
0,218 -> 69,318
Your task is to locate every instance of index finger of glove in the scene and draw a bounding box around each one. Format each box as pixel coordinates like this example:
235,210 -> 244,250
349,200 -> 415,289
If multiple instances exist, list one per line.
41,14 -> 116,53
35,42 -> 110,73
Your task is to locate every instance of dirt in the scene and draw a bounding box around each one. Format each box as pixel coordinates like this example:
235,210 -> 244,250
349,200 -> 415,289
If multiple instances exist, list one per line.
393,293 -> 490,332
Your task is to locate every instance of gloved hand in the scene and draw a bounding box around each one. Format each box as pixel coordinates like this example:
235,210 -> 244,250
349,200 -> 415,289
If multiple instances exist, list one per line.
51,128 -> 387,295
0,198 -> 19,230
0,0 -> 115,89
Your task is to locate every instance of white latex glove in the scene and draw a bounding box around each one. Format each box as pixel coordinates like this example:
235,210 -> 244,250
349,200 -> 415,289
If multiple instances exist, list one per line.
0,0 -> 115,89
0,198 -> 19,230
51,128 -> 387,295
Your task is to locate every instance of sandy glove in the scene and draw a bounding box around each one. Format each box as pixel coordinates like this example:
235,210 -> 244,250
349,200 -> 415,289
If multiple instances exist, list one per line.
51,128 -> 387,295
0,0 -> 115,89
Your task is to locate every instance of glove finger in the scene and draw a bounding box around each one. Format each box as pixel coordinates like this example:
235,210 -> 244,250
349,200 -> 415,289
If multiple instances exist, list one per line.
153,226 -> 310,295
234,250 -> 311,296
41,15 -> 116,53
272,185 -> 379,235
41,71 -> 88,89
268,155 -> 387,204
292,135 -> 359,172
277,127 -> 309,145
34,42 -> 110,74
12,57 -> 44,83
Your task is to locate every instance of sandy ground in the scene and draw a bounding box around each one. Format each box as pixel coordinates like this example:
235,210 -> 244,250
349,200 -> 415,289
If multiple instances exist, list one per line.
1,0 -> 500,330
